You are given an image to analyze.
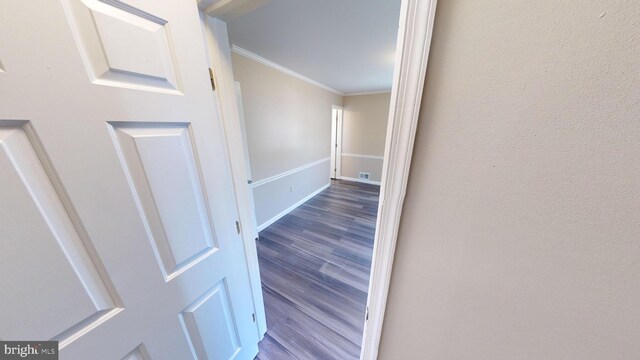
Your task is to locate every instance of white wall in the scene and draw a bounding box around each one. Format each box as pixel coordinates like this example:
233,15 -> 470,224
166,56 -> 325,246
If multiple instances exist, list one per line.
379,0 -> 640,359
231,52 -> 343,227
340,93 -> 390,183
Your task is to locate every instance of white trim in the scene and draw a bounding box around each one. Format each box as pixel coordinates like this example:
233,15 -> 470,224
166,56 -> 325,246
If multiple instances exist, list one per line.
336,108 -> 343,179
330,106 -> 343,179
200,15 -> 267,339
341,153 -> 384,160
339,176 -> 382,186
257,183 -> 330,231
331,106 -> 344,179
231,45 -> 345,96
343,90 -> 392,97
250,157 -> 331,188
360,0 -> 437,359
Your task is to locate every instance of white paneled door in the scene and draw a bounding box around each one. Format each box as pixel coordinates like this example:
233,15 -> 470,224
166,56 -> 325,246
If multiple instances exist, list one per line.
0,1 -> 259,359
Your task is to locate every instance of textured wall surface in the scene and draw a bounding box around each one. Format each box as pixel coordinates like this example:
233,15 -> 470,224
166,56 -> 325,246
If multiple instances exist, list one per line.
341,93 -> 390,182
379,0 -> 640,358
232,52 -> 341,226
342,93 -> 390,156
232,52 -> 342,181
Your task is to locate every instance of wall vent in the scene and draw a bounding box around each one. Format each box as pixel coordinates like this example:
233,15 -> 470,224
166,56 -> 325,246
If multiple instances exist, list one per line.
359,172 -> 370,180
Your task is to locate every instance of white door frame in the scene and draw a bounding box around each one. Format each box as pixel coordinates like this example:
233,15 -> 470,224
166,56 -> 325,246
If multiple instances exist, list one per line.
360,0 -> 438,358
330,105 -> 343,179
197,10 -> 267,338
198,0 -> 438,357
234,81 -> 260,238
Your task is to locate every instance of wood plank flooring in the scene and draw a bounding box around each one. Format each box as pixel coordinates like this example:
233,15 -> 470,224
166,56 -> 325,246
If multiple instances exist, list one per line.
255,179 -> 380,360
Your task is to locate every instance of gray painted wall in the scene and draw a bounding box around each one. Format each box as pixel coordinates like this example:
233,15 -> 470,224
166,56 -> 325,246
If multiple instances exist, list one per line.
231,52 -> 342,226
341,93 -> 390,182
379,0 -> 640,358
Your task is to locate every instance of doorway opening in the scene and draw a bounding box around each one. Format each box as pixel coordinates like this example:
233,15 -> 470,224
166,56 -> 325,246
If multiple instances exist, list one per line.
205,0 -> 399,358
198,0 -> 436,358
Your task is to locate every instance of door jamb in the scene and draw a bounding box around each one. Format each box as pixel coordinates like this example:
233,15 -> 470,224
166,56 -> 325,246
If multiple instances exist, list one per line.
233,81 -> 261,237
359,0 -> 438,359
197,10 -> 267,339
330,105 -> 343,179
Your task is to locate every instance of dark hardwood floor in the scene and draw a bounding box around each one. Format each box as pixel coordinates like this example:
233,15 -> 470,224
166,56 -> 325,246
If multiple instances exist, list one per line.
255,179 -> 380,360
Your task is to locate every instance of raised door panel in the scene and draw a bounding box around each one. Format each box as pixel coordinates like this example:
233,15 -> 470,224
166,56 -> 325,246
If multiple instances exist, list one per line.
109,123 -> 217,280
0,122 -> 119,342
180,280 -> 241,360
1,1 -> 259,359
121,344 -> 150,360
62,0 -> 181,93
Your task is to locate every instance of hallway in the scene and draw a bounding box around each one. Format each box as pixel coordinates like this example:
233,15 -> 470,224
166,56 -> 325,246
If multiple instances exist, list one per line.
255,180 -> 380,359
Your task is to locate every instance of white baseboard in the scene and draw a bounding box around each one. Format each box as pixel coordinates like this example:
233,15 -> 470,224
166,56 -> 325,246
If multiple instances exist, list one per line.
257,183 -> 330,232
339,176 -> 382,186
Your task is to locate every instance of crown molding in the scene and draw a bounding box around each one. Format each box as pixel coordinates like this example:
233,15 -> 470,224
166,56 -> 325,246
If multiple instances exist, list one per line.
231,45 -> 345,96
343,90 -> 392,97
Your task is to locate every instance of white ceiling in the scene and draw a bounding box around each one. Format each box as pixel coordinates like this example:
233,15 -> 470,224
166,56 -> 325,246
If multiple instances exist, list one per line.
226,0 -> 402,95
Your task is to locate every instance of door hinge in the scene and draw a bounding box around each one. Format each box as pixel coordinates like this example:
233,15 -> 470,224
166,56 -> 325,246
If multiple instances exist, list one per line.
235,220 -> 241,235
208,68 -> 216,91
365,306 -> 369,321
252,313 -> 256,323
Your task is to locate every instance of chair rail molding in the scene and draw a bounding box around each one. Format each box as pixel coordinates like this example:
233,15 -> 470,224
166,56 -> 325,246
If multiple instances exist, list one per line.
359,0 -> 438,359
341,153 -> 384,160
250,157 -> 331,188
